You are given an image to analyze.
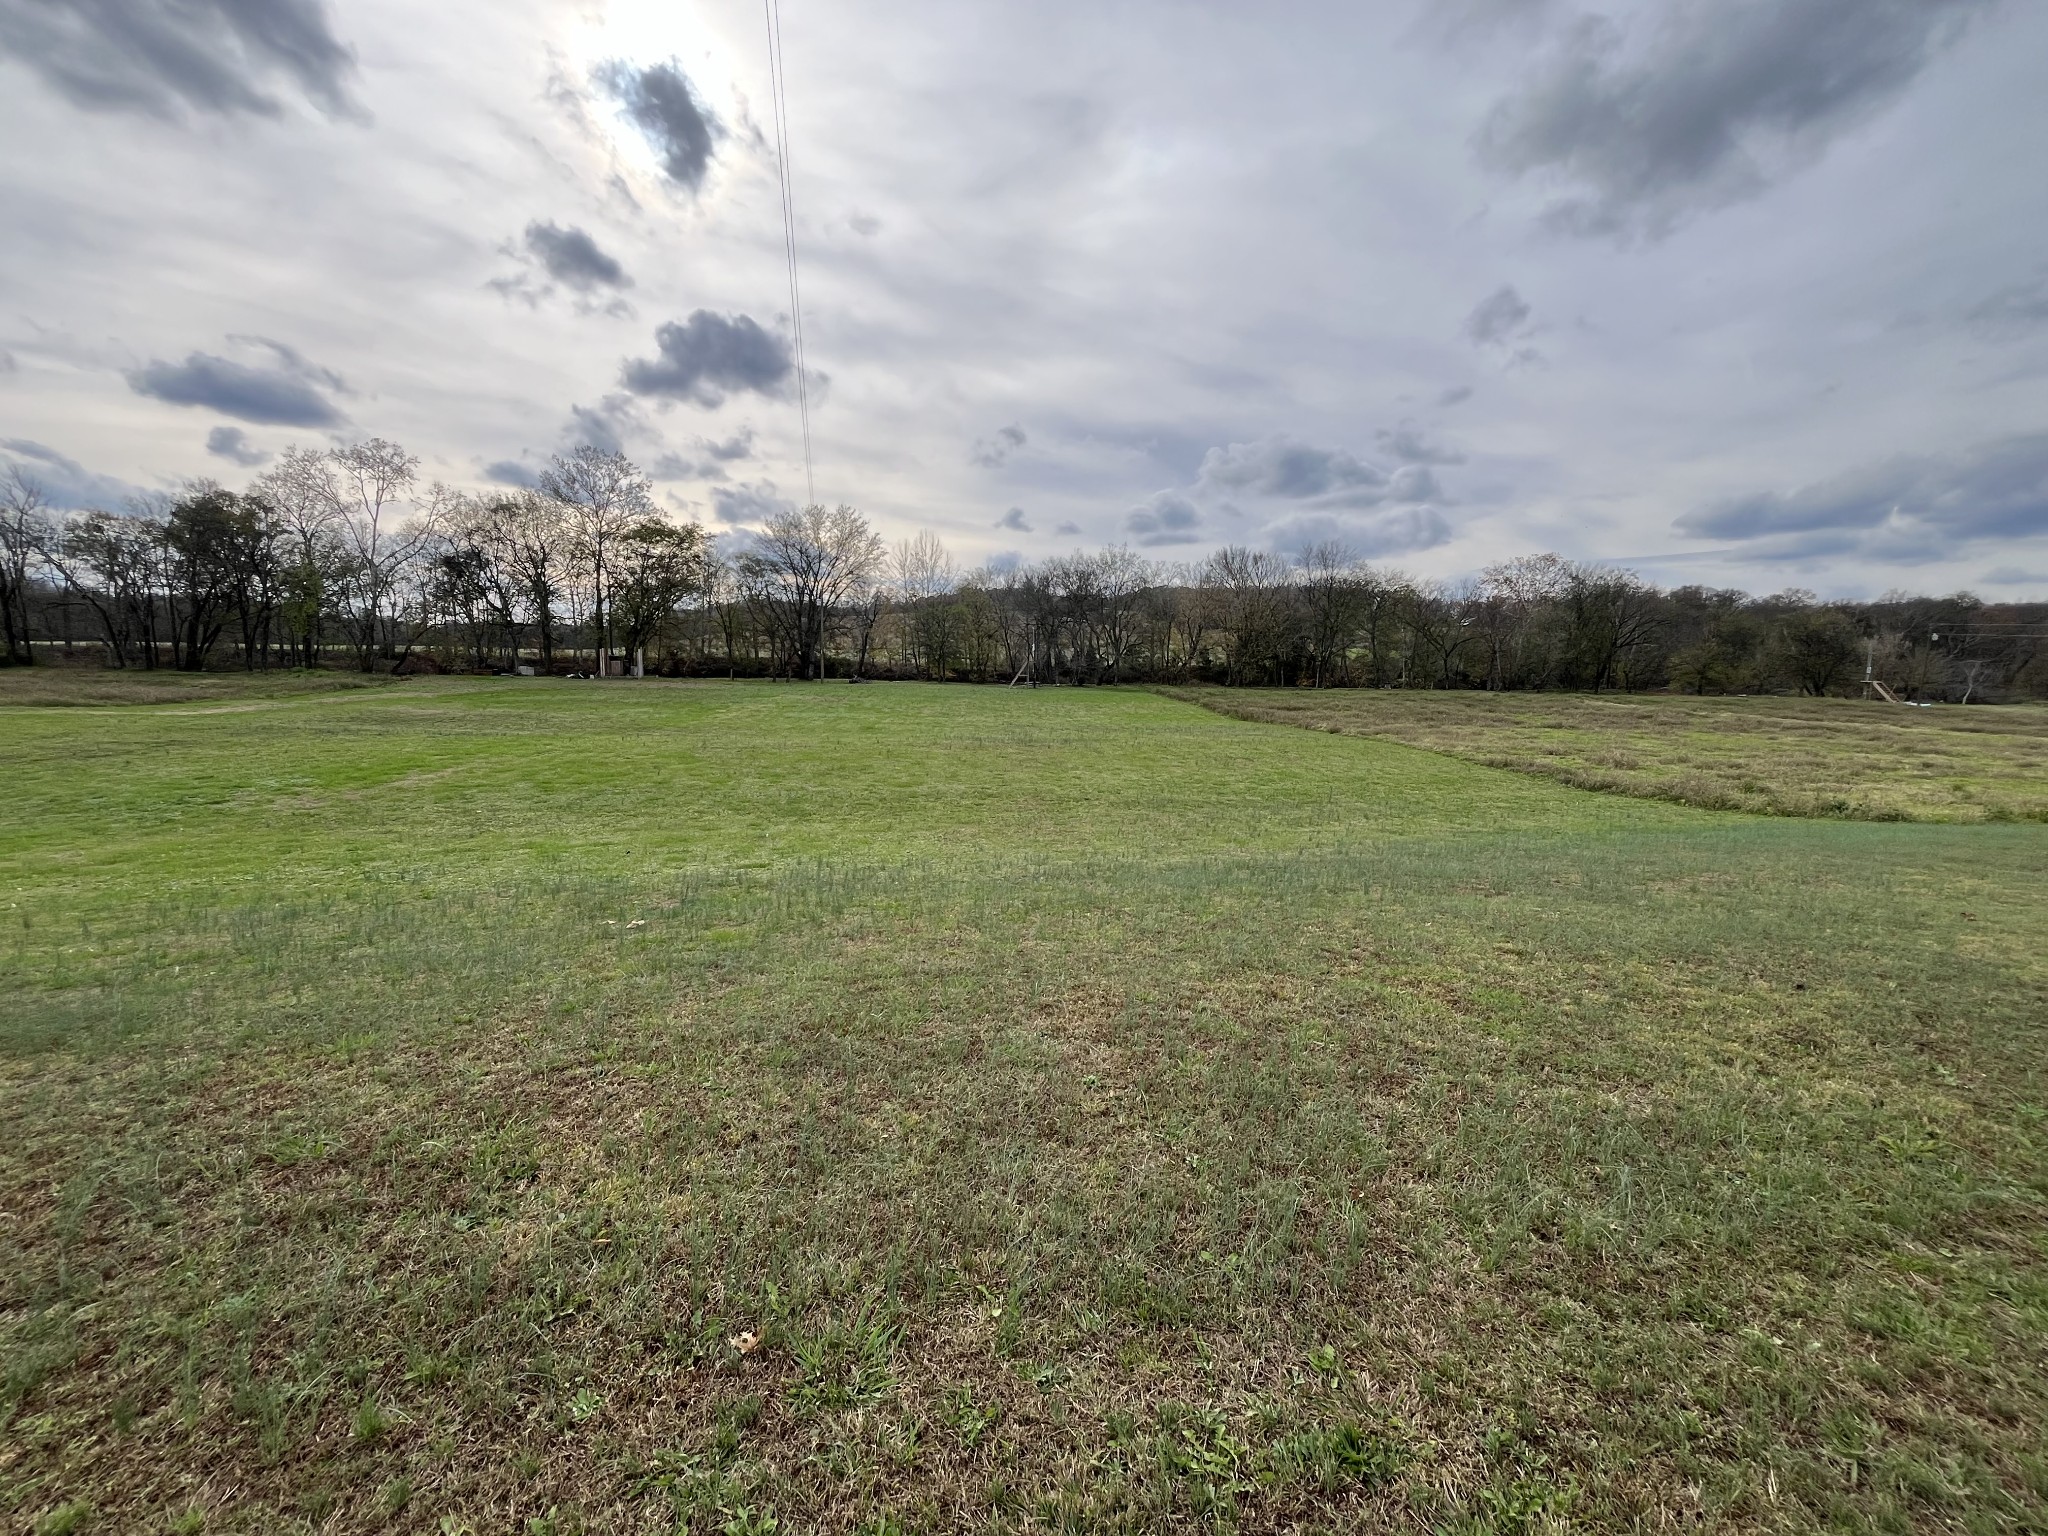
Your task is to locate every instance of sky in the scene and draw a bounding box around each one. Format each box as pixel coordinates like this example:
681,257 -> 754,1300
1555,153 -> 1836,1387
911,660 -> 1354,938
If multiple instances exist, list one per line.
2,0 -> 2046,598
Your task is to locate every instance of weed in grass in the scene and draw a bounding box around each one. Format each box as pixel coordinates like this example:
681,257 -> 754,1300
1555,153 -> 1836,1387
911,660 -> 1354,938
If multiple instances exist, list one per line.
946,1388 -> 1003,1449
1273,1420 -> 1409,1492
1466,1472 -> 1577,1534
352,1397 -> 392,1442
788,1304 -> 900,1413
1158,1405 -> 1255,1510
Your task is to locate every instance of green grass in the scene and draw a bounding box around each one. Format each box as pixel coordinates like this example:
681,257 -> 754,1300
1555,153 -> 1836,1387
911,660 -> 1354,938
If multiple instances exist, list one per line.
1169,687 -> 2048,823
3,678 -> 2045,1534
0,676 -> 1692,877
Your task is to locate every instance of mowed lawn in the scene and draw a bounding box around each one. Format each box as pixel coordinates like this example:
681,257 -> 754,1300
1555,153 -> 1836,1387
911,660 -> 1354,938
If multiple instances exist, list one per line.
2,680 -> 2045,1535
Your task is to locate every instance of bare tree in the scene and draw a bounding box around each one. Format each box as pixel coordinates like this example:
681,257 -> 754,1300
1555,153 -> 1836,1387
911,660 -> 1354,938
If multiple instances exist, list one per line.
1163,563 -> 1218,681
1046,553 -> 1105,681
846,574 -> 887,680
955,582 -> 1005,682
1355,568 -> 1409,687
1297,542 -> 1370,688
701,551 -> 753,678
739,504 -> 886,680
893,530 -> 958,679
253,446 -> 346,666
1405,580 -> 1479,688
499,490 -> 575,668
1476,552 -> 1571,690
49,508 -> 163,667
541,447 -> 655,676
1207,545 -> 1295,686
1561,563 -> 1662,691
893,530 -> 956,604
433,493 -> 538,669
314,439 -> 430,669
0,468 -> 55,666
1093,545 -> 1152,684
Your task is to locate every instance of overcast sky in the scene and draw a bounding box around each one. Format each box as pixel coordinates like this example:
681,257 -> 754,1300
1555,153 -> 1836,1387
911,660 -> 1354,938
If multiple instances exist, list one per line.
3,0 -> 2046,596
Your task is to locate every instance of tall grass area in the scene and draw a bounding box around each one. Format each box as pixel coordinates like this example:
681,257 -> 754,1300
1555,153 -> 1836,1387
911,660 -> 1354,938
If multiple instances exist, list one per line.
1172,687 -> 2048,823
0,666 -> 401,709
3,679 -> 2044,1534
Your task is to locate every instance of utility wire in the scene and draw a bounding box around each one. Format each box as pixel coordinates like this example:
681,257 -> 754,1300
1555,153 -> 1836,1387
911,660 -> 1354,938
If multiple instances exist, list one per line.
763,0 -> 815,507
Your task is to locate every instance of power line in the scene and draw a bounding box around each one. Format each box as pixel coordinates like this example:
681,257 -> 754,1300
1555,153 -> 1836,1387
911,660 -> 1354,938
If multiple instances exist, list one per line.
763,0 -> 815,507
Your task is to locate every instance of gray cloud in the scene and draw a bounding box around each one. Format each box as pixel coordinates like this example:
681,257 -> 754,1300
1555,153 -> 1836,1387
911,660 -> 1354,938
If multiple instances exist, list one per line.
565,394 -> 645,455
523,221 -> 630,292
482,459 -> 539,488
1263,507 -> 1455,559
1,438 -> 142,509
1044,420 -> 1214,485
1983,565 -> 2048,585
1377,423 -> 1466,465
1678,431 -> 2048,559
1387,465 -> 1443,502
1196,437 -> 1397,509
620,312 -> 793,407
1124,489 -> 1203,546
651,434 -> 750,482
1437,384 -> 1474,407
205,424 -> 268,466
1127,435 -> 1453,554
711,482 -> 795,527
1415,0 -> 1566,46
492,223 -> 633,315
1055,520 -> 1082,536
598,59 -> 720,190
1479,0 -> 1993,240
0,0 -> 357,121
995,506 -> 1032,532
1967,276 -> 2048,336
972,424 -> 1028,469
699,428 -> 755,463
1464,285 -> 1532,348
127,339 -> 345,426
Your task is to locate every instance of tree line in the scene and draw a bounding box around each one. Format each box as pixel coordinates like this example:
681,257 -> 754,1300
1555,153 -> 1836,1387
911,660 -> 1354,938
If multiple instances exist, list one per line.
2,442 -> 2042,700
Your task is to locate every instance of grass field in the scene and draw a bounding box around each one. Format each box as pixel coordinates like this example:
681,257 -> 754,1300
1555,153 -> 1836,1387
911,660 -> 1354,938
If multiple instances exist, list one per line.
1169,688 -> 2048,824
3,677 -> 2045,1535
